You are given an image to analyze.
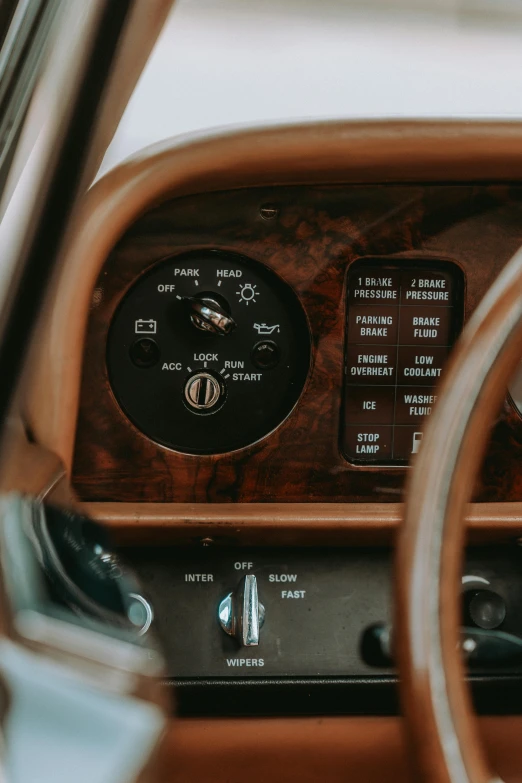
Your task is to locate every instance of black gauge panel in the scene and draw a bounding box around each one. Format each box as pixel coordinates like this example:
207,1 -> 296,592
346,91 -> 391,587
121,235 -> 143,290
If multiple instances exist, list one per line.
107,251 -> 311,454
341,259 -> 464,465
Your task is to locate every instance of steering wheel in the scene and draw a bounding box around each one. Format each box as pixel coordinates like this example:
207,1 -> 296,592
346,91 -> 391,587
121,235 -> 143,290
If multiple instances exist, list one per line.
395,247 -> 522,781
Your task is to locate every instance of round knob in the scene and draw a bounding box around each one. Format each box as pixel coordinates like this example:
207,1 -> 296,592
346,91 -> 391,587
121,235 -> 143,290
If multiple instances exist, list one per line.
189,296 -> 236,336
127,592 -> 154,636
184,372 -> 223,411
465,589 -> 506,630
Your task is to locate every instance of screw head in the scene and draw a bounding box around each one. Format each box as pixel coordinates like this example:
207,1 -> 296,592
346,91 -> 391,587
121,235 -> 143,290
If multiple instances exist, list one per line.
260,204 -> 279,220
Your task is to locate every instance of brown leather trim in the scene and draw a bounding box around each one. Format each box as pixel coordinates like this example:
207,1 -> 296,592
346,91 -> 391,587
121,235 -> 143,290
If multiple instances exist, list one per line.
24,121 -> 522,476
157,716 -> 522,783
83,501 -> 522,545
0,419 -> 65,499
0,0 -> 173,507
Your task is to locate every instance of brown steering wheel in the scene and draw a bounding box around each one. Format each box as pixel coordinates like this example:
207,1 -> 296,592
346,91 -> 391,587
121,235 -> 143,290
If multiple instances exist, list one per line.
395,250 -> 522,782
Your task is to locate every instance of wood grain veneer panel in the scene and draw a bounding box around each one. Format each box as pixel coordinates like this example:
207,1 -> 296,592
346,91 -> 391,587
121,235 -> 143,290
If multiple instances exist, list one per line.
72,184 -> 522,503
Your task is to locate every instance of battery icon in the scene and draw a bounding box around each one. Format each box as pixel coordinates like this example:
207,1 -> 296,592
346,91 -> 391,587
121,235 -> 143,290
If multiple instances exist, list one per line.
135,319 -> 157,335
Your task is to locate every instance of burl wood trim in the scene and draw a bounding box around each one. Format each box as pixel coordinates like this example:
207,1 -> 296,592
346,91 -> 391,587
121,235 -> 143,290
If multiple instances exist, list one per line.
24,121 -> 522,478
83,501 -> 522,546
72,183 -> 522,503
395,248 -> 522,777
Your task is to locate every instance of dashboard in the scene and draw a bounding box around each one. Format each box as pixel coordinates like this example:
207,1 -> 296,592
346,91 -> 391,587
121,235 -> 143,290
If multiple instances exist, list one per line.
19,122 -> 522,727
73,183 -> 522,503
7,7 -> 522,770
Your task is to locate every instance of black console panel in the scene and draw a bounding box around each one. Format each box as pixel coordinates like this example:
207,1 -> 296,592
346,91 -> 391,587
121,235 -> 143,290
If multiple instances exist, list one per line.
133,547 -> 392,678
123,545 -> 522,716
342,259 -> 464,464
107,251 -> 311,455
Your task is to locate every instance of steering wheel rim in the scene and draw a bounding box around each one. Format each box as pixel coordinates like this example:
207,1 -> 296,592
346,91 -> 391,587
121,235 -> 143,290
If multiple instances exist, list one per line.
395,250 -> 522,783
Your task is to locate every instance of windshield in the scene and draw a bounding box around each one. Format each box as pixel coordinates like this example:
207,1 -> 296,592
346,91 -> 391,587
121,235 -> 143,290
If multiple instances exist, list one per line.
101,0 -> 522,175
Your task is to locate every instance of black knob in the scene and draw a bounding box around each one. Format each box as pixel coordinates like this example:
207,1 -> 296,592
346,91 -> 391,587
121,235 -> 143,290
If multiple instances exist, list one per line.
465,589 -> 506,630
129,337 -> 160,368
251,340 -> 280,370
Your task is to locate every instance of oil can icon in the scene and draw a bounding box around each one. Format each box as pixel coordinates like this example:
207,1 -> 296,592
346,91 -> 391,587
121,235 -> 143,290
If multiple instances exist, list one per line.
253,323 -> 280,335
135,319 -> 157,335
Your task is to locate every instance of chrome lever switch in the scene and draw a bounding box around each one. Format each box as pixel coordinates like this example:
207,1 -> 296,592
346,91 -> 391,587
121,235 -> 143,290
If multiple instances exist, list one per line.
218,574 -> 265,647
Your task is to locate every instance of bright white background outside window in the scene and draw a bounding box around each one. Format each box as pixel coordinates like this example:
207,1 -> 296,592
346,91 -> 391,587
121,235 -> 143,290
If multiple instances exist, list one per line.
100,0 -> 522,176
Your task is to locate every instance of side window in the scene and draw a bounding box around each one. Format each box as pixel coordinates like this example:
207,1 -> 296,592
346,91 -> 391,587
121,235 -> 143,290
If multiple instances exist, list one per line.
0,1 -> 60,196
